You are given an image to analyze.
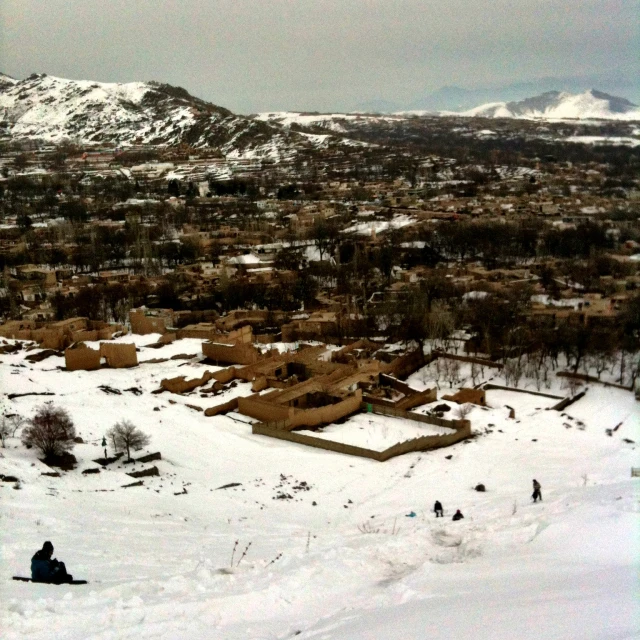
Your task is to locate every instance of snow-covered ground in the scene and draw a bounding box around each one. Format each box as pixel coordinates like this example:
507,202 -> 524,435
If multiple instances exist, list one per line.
300,413 -> 455,452
565,135 -> 640,147
1,336 -> 638,639
342,214 -> 417,236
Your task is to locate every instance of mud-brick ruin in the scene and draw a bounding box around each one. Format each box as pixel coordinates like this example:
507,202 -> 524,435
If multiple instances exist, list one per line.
0,309 -> 480,460
64,341 -> 138,371
154,328 -> 473,460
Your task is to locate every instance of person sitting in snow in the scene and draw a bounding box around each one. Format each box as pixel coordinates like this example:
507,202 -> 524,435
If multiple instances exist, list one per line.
434,500 -> 444,517
532,479 -> 542,503
31,541 -> 73,584
452,509 -> 464,521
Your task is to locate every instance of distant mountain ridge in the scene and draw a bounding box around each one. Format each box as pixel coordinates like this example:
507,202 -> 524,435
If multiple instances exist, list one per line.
405,68 -> 640,111
462,89 -> 640,120
0,73 -> 335,159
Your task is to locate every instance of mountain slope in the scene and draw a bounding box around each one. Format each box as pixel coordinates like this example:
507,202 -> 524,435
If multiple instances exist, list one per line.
463,89 -> 640,120
0,72 -> 17,90
0,74 -> 328,158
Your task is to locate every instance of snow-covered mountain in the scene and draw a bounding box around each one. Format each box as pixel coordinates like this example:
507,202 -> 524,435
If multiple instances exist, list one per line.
463,89 -> 640,120
0,74 -> 333,159
255,111 -> 397,133
0,72 -> 17,90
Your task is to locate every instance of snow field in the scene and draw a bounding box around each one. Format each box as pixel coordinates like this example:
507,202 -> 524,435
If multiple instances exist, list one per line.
0,335 -> 638,639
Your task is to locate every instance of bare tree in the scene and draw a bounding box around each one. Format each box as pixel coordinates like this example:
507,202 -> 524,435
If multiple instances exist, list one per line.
7,413 -> 25,437
455,403 -> 473,419
470,361 -> 482,387
433,358 -> 443,390
442,358 -> 461,388
107,420 -> 150,461
0,416 -> 9,448
21,403 -> 76,459
504,358 -> 525,388
562,376 -> 582,398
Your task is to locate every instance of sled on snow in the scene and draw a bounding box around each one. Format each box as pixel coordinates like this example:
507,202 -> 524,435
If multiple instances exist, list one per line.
12,576 -> 88,585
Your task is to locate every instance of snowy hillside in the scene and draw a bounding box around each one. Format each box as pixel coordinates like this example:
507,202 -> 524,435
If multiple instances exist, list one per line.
0,72 -> 17,90
0,74 -> 332,159
463,89 -> 640,121
255,111 -> 397,132
0,335 -> 638,639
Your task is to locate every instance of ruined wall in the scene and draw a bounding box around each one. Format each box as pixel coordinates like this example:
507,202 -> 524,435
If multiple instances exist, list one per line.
1,318 -> 123,350
65,343 -> 101,371
0,320 -> 36,339
130,309 -> 167,335
100,342 -> 138,368
32,328 -> 69,350
97,325 -> 124,341
555,371 -> 632,391
202,341 -> 262,366
204,397 -> 239,417
395,387 -> 438,410
433,351 -> 503,369
442,388 -> 486,406
161,370 -> 217,394
237,395 -> 293,422
384,349 -> 425,380
212,367 -> 238,384
252,423 -> 382,460
287,390 -> 362,430
176,323 -> 219,340
215,310 -> 271,331
280,323 -> 297,343
71,330 -> 99,343
377,428 -> 471,460
330,339 -> 381,364
251,376 -> 269,392
50,318 -> 88,333
363,402 -> 471,432
252,411 -> 470,461
228,325 -> 253,344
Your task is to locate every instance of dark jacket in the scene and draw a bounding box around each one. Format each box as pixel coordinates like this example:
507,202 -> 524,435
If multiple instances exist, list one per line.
452,511 -> 464,521
31,550 -> 56,582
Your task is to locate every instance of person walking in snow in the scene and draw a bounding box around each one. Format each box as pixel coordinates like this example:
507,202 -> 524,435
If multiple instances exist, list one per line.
434,500 -> 444,517
532,479 -> 542,503
452,509 -> 464,521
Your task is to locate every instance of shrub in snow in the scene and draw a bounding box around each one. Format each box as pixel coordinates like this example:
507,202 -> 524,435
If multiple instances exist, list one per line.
21,402 -> 76,459
107,419 -> 150,461
456,403 -> 473,419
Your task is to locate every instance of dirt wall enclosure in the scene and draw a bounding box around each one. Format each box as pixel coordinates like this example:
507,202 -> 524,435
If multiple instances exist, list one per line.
252,403 -> 471,461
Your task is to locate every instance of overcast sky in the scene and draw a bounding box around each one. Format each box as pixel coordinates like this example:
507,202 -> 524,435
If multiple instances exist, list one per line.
1,0 -> 638,113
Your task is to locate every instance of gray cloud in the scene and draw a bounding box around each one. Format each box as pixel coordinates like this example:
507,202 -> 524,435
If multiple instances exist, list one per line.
1,0 -> 638,112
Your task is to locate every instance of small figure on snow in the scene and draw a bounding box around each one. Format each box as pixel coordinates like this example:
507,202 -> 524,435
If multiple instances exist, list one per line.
452,509 -> 464,521
434,500 -> 444,517
532,479 -> 542,503
31,541 -> 73,584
